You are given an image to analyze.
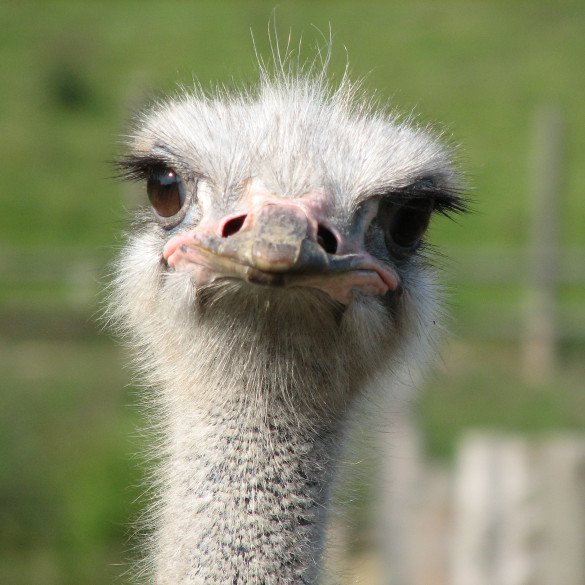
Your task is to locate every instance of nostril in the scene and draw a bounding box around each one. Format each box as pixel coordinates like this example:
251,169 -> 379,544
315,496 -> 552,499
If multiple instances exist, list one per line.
317,225 -> 338,255
222,215 -> 247,238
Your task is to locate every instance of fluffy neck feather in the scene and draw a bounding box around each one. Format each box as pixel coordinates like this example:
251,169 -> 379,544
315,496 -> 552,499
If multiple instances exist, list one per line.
154,392 -> 343,585
141,285 -> 381,584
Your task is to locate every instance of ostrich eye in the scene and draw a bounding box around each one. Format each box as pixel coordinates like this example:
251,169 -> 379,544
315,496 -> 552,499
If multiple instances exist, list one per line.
378,198 -> 433,252
147,168 -> 186,218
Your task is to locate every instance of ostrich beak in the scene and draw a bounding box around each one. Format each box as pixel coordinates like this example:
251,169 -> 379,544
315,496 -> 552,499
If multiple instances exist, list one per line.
163,202 -> 399,304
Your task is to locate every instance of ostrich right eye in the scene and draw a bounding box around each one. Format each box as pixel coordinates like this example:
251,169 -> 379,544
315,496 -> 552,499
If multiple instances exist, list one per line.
147,168 -> 186,218
377,197 -> 433,254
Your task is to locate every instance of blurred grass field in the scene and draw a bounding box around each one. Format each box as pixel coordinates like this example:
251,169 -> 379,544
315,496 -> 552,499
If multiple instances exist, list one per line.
1,2 -> 584,584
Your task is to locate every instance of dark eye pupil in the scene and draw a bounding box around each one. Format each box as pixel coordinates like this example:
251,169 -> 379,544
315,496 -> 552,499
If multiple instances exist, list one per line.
379,198 -> 433,250
147,169 -> 184,217
390,200 -> 432,247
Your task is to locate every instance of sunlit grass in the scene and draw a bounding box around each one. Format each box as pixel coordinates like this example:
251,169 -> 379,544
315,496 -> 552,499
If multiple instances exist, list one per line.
0,338 -> 145,585
1,2 -> 584,583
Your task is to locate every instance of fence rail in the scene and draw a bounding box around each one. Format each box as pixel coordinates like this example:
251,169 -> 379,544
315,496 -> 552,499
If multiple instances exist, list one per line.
2,247 -> 584,340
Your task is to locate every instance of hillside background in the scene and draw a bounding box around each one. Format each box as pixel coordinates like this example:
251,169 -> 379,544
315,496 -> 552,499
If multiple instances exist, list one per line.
1,2 -> 584,583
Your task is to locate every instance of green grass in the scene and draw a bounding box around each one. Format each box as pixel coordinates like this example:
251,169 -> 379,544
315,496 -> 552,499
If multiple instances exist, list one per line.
0,336 -> 145,585
1,2 -> 585,583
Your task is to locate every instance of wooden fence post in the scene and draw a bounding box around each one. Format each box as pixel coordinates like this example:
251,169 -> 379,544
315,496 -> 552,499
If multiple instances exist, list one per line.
450,433 -> 585,585
378,403 -> 451,585
450,434 -> 540,585
379,407 -> 423,585
539,436 -> 585,585
523,105 -> 565,383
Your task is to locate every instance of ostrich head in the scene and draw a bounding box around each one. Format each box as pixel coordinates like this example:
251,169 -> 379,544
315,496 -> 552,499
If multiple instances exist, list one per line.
110,65 -> 464,584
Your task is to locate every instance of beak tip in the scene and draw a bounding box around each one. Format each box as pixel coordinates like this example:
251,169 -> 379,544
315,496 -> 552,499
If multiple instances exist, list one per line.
251,242 -> 302,273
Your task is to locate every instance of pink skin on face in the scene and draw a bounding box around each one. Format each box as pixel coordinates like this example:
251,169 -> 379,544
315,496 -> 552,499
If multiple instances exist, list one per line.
162,179 -> 399,304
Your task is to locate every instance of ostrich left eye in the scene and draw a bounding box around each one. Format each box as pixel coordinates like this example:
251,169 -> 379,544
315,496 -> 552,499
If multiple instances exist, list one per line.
147,168 -> 186,218
378,198 -> 433,252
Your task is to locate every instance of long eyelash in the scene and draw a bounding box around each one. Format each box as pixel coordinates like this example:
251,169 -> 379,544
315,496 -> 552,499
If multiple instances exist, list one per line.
432,191 -> 468,217
114,155 -> 171,182
394,181 -> 469,217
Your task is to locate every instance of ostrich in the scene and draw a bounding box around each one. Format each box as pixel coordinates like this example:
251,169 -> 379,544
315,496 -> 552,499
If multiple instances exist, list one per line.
109,59 -> 465,585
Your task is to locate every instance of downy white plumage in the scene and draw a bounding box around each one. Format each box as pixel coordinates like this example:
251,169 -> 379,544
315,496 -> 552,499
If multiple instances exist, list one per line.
108,51 -> 465,585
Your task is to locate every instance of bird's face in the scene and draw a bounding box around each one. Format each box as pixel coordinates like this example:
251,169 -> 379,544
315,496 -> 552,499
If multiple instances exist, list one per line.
161,176 -> 398,305
112,78 -> 464,397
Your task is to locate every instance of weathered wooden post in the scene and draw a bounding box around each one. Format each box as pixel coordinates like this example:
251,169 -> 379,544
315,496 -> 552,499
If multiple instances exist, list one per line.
539,436 -> 585,585
379,406 -> 424,585
450,432 -> 585,585
523,105 -> 565,383
450,433 -> 540,585
377,394 -> 451,585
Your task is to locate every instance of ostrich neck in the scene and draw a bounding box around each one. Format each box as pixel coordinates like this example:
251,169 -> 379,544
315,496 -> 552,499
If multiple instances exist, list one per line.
153,376 -> 346,585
